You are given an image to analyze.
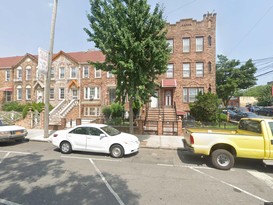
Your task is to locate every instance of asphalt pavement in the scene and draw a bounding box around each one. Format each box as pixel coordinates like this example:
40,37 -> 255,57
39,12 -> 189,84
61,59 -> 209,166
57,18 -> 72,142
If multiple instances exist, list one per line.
26,129 -> 185,150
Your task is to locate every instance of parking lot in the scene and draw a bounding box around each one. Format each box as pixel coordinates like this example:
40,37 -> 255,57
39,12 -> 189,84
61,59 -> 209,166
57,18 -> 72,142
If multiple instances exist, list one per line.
0,141 -> 273,205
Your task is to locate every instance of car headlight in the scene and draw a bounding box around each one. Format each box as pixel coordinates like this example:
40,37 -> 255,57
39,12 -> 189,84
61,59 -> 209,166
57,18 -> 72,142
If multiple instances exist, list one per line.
0,131 -> 10,137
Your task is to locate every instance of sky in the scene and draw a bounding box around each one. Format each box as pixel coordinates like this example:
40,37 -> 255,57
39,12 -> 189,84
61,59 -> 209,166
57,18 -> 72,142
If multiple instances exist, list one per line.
0,0 -> 273,85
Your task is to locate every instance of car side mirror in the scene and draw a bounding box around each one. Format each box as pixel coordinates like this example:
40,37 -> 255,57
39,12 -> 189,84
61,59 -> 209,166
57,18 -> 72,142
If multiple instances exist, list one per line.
100,133 -> 106,138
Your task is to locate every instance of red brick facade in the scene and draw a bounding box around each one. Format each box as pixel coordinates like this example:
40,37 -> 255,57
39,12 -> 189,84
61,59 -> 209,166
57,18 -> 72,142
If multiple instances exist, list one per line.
0,13 -> 216,119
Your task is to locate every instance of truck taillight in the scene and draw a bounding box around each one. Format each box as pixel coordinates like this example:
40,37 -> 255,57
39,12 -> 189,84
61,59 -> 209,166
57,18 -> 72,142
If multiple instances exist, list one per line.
190,135 -> 194,144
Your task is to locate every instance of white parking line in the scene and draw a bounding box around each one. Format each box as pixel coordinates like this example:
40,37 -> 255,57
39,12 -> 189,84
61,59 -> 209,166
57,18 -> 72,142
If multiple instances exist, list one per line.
248,170 -> 273,189
89,159 -> 125,205
157,163 -> 213,170
61,155 -> 121,162
190,167 -> 269,203
0,150 -> 31,155
0,198 -> 22,205
0,152 -> 10,164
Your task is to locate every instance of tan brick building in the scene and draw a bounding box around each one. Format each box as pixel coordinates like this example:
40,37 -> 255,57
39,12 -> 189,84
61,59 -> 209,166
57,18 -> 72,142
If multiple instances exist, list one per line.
0,13 -> 216,122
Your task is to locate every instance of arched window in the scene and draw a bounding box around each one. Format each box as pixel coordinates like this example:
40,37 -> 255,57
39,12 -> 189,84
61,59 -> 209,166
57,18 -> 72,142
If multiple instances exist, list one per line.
17,85 -> 22,100
26,85 -> 31,100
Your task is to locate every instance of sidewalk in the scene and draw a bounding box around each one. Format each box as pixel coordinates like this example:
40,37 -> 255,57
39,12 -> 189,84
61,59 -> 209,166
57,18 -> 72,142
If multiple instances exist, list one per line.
26,129 -> 185,150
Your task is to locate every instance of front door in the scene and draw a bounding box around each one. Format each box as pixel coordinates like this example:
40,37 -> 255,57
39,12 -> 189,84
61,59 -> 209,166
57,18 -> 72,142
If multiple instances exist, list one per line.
150,91 -> 158,108
72,89 -> 78,99
165,90 -> 172,106
36,90 -> 43,103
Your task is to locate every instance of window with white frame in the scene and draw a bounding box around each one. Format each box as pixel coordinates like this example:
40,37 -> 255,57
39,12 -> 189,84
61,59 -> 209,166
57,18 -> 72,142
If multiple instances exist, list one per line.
5,69 -> 10,81
196,37 -> 204,52
59,67 -> 65,79
84,107 -> 100,116
17,67 -> 22,81
83,66 -> 89,78
196,62 -> 204,77
50,88 -> 54,100
50,67 -> 55,79
95,69 -> 101,78
183,63 -> 190,78
107,71 -> 113,78
17,85 -> 22,100
166,64 -> 174,78
70,67 -> 77,79
26,66 -> 31,81
26,85 -> 31,100
59,88 -> 65,99
182,38 -> 190,53
167,39 -> 174,53
84,87 -> 100,100
183,87 -> 204,103
36,69 -> 40,80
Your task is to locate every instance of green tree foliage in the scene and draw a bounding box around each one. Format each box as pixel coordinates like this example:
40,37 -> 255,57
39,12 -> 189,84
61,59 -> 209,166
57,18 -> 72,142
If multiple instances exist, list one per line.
84,0 -> 170,133
216,55 -> 257,107
255,85 -> 272,106
189,92 -> 219,123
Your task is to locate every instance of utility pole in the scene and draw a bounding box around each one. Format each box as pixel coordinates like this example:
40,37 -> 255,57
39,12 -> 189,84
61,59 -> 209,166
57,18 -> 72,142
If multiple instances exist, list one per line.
44,0 -> 58,138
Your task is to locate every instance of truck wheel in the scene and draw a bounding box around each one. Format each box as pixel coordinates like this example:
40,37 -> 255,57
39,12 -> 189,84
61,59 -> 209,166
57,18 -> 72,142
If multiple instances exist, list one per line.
211,149 -> 234,170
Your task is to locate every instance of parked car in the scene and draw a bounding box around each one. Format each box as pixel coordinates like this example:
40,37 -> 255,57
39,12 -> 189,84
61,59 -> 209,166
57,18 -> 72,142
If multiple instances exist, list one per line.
233,111 -> 259,121
51,124 -> 140,158
0,125 -> 28,142
256,107 -> 273,116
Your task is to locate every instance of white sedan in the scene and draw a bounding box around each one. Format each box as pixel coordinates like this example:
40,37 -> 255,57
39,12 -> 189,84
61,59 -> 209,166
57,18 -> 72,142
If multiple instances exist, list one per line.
51,124 -> 140,158
0,125 -> 28,142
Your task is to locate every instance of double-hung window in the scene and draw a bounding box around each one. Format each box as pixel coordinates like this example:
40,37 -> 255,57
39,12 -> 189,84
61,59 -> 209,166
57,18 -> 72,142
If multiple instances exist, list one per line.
26,86 -> 31,100
59,67 -> 65,79
182,38 -> 190,53
95,69 -> 101,78
83,66 -> 89,78
5,69 -> 10,81
196,37 -> 204,52
84,87 -> 100,100
196,62 -> 204,77
26,66 -> 31,81
183,87 -> 204,103
50,88 -> 54,100
183,63 -> 190,78
166,64 -> 174,78
59,88 -> 65,99
17,67 -> 22,81
17,85 -> 22,100
70,67 -> 77,79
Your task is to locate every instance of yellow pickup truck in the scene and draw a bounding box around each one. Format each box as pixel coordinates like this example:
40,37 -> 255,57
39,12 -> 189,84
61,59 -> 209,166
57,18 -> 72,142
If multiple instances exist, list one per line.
183,118 -> 273,170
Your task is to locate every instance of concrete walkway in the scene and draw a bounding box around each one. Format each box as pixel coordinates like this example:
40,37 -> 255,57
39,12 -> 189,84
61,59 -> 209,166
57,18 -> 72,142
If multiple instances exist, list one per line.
26,129 -> 185,150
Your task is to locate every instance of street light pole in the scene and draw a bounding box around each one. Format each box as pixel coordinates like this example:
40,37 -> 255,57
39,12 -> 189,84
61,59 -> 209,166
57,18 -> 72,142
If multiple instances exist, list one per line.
44,0 -> 58,138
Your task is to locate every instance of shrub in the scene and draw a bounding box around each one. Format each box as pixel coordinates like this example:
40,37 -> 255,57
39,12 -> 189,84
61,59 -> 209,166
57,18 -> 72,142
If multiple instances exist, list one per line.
102,106 -> 112,119
110,102 -> 124,118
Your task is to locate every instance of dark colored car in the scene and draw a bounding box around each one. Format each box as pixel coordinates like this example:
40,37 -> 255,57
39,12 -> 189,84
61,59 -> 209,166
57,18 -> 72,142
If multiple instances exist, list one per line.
233,112 -> 259,121
256,107 -> 273,116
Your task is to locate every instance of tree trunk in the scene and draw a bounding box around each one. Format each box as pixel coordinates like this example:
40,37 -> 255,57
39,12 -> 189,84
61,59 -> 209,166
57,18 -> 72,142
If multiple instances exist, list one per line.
129,98 -> 134,134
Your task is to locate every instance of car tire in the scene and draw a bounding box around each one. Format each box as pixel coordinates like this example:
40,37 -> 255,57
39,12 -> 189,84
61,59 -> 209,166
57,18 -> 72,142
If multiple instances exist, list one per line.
211,149 -> 234,170
110,144 -> 124,158
60,141 -> 72,154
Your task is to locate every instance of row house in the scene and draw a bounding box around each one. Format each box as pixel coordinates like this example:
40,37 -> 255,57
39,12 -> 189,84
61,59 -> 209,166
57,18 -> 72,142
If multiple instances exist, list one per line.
0,13 -> 216,123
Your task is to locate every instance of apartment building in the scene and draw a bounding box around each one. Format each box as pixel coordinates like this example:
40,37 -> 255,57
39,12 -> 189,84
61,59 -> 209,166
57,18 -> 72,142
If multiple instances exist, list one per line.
0,13 -> 216,122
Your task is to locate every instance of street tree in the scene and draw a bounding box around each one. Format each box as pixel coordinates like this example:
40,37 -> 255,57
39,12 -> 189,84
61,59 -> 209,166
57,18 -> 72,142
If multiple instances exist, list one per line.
216,55 -> 257,107
84,0 -> 170,133
189,92 -> 219,123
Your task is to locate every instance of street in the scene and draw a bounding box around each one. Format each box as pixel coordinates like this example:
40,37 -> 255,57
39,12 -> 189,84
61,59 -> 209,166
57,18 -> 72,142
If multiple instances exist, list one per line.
0,140 -> 273,205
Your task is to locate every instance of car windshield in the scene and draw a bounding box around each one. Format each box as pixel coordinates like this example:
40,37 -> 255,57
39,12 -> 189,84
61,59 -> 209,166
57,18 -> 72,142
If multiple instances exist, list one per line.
101,125 -> 121,136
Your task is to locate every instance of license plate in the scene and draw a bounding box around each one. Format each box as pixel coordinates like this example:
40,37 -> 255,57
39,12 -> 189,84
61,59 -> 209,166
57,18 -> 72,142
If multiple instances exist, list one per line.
15,131 -> 22,134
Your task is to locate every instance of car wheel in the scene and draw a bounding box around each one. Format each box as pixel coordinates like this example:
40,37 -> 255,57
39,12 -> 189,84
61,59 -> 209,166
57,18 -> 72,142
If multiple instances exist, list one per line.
110,144 -> 124,158
211,149 -> 234,170
60,141 -> 72,154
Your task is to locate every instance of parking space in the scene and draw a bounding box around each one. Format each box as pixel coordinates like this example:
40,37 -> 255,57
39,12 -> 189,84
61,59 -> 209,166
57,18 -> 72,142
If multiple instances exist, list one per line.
0,142 -> 273,205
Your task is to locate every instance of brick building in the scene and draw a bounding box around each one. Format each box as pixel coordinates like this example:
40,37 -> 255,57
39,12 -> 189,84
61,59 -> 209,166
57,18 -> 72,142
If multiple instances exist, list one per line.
0,13 -> 216,124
